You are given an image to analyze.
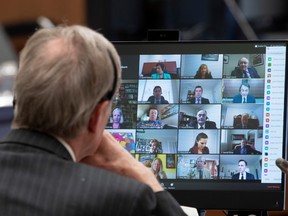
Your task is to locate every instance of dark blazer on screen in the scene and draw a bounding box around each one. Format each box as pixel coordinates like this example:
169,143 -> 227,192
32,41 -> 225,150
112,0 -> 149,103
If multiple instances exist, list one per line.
147,96 -> 169,104
232,172 -> 255,180
233,94 -> 256,103
188,120 -> 217,129
233,145 -> 261,155
188,97 -> 210,104
0,129 -> 186,216
231,67 -> 260,78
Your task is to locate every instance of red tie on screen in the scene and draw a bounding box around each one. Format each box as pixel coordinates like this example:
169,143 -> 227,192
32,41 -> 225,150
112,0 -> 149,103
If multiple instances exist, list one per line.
197,98 -> 200,104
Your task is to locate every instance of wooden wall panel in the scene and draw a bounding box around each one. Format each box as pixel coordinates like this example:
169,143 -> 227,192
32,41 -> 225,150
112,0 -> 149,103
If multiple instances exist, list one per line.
0,0 -> 86,25
0,0 -> 86,51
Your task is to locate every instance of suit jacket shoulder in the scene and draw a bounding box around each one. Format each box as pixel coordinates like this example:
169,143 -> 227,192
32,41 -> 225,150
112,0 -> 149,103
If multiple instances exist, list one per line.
202,97 -> 210,104
246,172 -> 255,180
231,67 -> 260,78
187,97 -> 210,104
0,129 -> 186,216
248,67 -> 260,78
232,173 -> 239,179
147,96 -> 154,103
233,94 -> 256,103
233,146 -> 240,154
147,96 -> 168,104
205,121 -> 217,129
160,96 -> 169,104
233,94 -> 242,103
247,94 -> 256,103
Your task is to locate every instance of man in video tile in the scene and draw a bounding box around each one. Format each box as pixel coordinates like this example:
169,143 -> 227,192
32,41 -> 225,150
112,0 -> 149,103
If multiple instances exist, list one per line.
147,86 -> 169,104
233,82 -> 256,103
232,160 -> 255,180
188,156 -> 211,179
188,110 -> 217,129
233,138 -> 261,155
231,57 -> 260,78
187,86 -> 210,104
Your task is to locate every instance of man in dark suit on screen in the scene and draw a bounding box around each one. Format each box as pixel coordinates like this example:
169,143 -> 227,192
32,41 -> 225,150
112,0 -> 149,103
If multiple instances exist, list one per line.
188,86 -> 210,104
188,110 -> 217,129
233,138 -> 261,155
232,160 -> 255,180
0,25 -> 186,215
233,82 -> 256,103
147,86 -> 169,104
231,57 -> 260,78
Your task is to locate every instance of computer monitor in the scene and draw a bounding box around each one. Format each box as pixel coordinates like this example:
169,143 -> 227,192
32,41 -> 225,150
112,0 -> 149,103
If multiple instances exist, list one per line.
109,40 -> 287,211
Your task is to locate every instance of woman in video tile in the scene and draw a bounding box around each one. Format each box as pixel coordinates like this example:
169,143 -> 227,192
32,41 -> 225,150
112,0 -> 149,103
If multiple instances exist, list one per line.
194,64 -> 213,79
188,132 -> 210,154
151,157 -> 167,180
106,107 -> 127,129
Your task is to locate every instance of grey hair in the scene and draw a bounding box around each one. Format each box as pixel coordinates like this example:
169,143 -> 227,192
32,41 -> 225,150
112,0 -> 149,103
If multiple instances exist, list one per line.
238,57 -> 249,65
13,25 -> 121,138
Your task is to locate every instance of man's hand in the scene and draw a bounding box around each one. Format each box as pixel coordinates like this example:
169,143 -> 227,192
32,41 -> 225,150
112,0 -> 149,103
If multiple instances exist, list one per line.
276,158 -> 288,174
80,131 -> 163,192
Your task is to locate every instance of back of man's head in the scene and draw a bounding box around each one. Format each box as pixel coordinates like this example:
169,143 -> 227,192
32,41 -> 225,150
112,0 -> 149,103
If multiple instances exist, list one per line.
13,25 -> 121,139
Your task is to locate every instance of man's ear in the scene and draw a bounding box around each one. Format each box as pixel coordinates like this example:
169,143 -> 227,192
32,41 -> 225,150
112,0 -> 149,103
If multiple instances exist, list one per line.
88,101 -> 111,133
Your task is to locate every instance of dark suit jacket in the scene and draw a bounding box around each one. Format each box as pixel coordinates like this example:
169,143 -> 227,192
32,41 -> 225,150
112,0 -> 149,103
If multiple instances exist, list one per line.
188,97 -> 210,104
194,72 -> 213,79
232,172 -> 255,180
147,96 -> 168,104
0,129 -> 186,216
233,145 -> 261,155
233,94 -> 256,103
231,67 -> 260,78
188,120 -> 217,129
234,119 -> 259,129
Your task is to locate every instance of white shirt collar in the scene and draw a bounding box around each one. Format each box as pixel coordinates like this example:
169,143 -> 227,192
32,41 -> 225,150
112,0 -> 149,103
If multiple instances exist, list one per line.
54,136 -> 76,162
198,124 -> 205,129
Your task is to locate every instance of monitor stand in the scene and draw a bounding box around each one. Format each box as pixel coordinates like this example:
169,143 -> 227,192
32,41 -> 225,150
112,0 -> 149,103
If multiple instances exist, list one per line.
226,210 -> 269,216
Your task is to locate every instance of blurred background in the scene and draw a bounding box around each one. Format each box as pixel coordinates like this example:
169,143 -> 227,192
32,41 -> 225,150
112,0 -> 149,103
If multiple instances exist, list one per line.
1,0 -> 288,53
1,0 -> 288,106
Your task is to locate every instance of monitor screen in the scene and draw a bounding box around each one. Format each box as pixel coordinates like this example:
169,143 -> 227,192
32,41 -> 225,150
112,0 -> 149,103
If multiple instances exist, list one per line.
109,41 -> 287,210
